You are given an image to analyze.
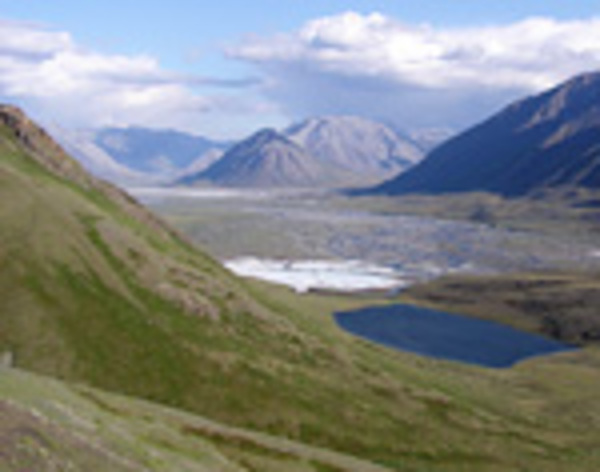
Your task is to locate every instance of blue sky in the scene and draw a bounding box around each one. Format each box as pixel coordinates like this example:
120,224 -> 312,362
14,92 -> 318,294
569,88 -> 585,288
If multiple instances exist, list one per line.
1,1 -> 599,138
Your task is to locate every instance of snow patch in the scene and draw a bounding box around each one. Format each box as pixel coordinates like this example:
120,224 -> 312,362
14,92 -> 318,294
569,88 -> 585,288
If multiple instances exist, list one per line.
224,257 -> 408,293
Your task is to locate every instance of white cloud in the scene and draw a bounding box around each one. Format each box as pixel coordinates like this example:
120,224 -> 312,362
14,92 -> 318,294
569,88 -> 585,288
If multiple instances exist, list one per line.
0,20 -> 271,138
4,14 -> 600,139
0,20 -> 72,58
230,12 -> 600,130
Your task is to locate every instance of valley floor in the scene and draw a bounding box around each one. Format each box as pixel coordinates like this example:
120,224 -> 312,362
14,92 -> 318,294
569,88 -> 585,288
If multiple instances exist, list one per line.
138,187 -> 600,283
4,182 -> 600,472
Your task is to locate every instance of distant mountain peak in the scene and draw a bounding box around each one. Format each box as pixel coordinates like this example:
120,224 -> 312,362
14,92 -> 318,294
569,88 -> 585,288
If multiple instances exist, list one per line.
239,127 -> 300,151
193,127 -> 330,187
248,127 -> 283,140
285,115 -> 423,176
178,115 -> 425,189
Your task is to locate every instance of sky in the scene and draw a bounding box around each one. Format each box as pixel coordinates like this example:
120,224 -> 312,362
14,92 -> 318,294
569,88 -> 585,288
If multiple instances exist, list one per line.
1,1 -> 600,139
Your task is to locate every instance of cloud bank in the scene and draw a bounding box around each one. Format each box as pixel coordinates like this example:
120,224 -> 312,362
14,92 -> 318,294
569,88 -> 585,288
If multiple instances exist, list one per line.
0,20 -> 265,137
230,12 -> 600,130
2,13 -> 600,138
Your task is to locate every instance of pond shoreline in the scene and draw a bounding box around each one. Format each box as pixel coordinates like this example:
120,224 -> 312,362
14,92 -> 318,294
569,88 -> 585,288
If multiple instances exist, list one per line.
334,303 -> 577,368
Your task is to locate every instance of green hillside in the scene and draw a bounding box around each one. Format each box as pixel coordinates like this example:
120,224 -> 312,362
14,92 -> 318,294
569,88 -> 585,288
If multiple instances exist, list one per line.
1,105 -> 600,470
0,367 -> 390,472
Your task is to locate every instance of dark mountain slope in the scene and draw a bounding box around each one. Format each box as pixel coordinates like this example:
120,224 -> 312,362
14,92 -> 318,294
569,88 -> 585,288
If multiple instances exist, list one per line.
374,72 -> 600,196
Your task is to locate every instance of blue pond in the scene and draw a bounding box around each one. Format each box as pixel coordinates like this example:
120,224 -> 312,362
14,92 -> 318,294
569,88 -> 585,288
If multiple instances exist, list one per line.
334,304 -> 576,368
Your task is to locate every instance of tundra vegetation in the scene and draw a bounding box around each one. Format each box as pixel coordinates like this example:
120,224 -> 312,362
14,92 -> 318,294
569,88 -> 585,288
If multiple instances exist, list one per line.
1,105 -> 600,471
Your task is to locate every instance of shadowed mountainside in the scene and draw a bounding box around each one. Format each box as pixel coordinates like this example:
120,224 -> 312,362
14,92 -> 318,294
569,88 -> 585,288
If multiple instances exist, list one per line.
374,72 -> 600,196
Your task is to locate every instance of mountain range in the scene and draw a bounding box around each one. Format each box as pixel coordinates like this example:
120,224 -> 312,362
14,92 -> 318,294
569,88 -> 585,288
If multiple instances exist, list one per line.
184,116 -> 424,187
55,116 -> 427,188
185,128 -> 336,187
53,126 -> 228,186
373,72 -> 600,197
51,126 -> 150,185
62,68 -> 600,196
95,126 -> 229,175
3,103 -> 600,470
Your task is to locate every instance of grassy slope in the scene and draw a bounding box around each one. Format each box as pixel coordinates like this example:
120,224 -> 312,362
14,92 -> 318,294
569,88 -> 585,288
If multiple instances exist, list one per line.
0,367 -> 390,472
1,110 -> 600,470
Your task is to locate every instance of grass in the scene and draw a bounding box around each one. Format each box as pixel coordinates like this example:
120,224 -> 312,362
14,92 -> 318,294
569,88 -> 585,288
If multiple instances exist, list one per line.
2,116 -> 600,470
0,367 -> 390,472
